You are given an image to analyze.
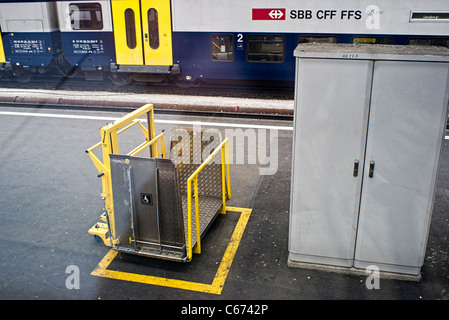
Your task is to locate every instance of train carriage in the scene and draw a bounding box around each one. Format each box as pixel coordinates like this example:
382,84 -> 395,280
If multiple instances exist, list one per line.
56,0 -> 115,80
1,0 -> 449,86
56,0 -> 179,84
0,0 -> 62,82
171,0 -> 449,84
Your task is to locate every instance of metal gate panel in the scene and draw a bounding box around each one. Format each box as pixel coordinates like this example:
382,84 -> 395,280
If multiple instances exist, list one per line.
110,154 -> 186,260
156,160 -> 185,246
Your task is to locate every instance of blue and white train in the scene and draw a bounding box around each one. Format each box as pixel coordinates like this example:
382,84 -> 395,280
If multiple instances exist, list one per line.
0,0 -> 448,86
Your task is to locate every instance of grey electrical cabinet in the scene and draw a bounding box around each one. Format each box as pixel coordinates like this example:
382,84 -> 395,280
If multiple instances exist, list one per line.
288,44 -> 449,278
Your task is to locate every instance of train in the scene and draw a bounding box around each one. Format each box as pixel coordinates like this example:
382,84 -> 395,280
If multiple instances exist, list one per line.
0,0 -> 448,87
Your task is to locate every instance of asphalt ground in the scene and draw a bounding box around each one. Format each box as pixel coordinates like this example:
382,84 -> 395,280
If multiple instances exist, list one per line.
0,105 -> 448,310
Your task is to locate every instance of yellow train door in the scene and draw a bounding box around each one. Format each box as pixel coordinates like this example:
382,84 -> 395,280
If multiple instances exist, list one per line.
0,29 -> 5,63
111,0 -> 173,66
111,0 -> 143,65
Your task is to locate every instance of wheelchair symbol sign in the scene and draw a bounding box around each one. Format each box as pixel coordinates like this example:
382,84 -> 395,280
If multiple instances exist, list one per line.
141,193 -> 153,206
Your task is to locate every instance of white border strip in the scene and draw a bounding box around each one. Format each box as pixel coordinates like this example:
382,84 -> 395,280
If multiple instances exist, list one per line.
0,111 -> 294,131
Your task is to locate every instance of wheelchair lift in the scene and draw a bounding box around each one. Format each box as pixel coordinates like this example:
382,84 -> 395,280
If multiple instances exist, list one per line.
86,104 -> 231,262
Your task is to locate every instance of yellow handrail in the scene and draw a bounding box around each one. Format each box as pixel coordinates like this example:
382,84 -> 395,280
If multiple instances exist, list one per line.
117,119 -> 140,135
186,138 -> 231,261
128,132 -> 166,157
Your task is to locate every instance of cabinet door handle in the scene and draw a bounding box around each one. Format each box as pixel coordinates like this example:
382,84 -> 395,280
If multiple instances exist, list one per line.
353,160 -> 359,177
369,161 -> 375,178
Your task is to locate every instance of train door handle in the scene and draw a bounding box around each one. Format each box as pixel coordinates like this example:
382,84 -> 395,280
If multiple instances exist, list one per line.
353,160 -> 359,177
369,161 -> 375,178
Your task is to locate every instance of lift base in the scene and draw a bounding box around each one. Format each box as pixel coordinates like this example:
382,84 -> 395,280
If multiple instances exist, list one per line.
88,222 -> 111,247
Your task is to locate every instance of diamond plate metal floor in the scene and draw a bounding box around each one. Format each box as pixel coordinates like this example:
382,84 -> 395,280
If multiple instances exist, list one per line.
181,194 -> 223,249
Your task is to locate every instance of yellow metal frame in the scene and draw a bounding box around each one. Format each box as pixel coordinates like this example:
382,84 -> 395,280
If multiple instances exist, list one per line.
0,31 -> 5,63
86,104 -> 231,262
86,104 -> 165,246
186,138 -> 231,261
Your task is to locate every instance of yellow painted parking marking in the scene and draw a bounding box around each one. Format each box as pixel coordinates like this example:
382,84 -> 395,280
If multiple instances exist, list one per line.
91,207 -> 252,295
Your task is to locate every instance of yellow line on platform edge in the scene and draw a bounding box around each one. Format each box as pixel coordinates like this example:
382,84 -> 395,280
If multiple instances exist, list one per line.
90,207 -> 252,295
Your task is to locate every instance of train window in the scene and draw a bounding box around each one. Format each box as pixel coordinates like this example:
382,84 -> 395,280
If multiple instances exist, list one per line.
69,3 -> 103,30
125,9 -> 137,49
298,36 -> 337,44
410,11 -> 449,22
211,35 -> 234,61
247,35 -> 284,63
148,8 -> 159,50
409,38 -> 449,48
352,37 -> 393,44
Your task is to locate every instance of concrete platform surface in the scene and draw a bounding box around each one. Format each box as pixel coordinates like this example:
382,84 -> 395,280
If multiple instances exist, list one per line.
0,106 -> 448,306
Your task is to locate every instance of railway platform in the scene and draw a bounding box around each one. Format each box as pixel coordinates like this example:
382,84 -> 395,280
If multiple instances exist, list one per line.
0,85 -> 294,117
0,104 -> 448,306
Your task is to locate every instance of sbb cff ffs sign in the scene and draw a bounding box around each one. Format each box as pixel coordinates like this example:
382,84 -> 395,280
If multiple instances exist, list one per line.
252,8 -> 286,20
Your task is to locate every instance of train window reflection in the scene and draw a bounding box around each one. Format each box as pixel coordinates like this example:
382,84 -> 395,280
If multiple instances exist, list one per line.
409,38 -> 449,48
298,36 -> 337,44
211,35 -> 234,61
125,9 -> 137,49
69,3 -> 103,30
148,8 -> 159,50
247,35 -> 284,63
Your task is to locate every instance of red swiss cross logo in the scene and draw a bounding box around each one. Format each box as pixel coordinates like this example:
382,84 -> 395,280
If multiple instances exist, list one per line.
252,8 -> 286,20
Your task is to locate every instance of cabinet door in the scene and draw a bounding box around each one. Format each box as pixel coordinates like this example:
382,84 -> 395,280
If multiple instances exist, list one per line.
354,61 -> 449,275
289,59 -> 373,267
